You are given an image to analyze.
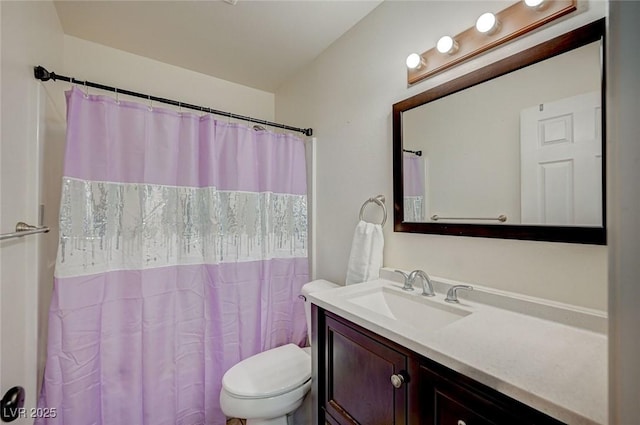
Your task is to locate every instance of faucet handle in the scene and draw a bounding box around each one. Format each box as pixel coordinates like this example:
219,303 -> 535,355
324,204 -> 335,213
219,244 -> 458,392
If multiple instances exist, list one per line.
445,285 -> 473,303
394,270 -> 414,291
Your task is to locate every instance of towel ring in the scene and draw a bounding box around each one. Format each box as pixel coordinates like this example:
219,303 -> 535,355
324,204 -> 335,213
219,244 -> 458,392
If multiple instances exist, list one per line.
359,195 -> 387,227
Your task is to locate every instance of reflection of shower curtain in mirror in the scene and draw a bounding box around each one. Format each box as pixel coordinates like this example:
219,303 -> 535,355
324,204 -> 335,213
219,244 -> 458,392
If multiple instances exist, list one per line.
403,153 -> 426,222
36,87 -> 309,425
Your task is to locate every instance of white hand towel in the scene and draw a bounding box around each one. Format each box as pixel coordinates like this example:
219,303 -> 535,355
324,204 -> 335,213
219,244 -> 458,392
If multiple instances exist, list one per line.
345,220 -> 384,285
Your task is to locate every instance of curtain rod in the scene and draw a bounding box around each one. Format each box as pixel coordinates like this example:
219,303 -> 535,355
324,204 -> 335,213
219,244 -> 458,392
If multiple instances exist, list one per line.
403,149 -> 422,156
33,66 -> 313,137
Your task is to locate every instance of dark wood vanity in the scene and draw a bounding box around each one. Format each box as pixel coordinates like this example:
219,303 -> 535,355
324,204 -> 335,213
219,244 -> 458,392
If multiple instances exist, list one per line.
313,305 -> 565,425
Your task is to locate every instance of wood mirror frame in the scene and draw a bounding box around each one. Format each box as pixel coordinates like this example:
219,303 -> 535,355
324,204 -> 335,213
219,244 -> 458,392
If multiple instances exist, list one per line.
392,18 -> 606,245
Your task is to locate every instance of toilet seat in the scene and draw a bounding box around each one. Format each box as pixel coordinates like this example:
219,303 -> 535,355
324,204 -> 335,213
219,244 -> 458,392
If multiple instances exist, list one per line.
222,343 -> 311,399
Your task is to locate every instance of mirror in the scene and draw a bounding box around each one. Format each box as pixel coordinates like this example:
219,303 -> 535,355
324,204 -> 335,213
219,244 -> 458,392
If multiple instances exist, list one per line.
393,19 -> 605,244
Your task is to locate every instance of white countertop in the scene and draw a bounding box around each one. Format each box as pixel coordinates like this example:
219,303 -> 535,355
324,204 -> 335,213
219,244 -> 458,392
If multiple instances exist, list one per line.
309,277 -> 607,425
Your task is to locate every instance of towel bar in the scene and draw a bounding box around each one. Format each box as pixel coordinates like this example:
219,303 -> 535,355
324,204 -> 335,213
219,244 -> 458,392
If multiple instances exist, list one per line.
430,214 -> 507,222
359,195 -> 387,226
0,222 -> 50,241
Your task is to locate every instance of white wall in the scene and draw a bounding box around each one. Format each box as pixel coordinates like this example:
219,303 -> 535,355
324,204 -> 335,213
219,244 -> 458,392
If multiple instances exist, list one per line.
276,1 -> 608,311
63,35 -> 275,122
607,1 -> 640,421
1,0 -> 64,417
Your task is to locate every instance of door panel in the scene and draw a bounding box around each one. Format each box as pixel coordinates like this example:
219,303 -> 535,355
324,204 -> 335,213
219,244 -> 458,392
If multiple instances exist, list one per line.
540,159 -> 574,224
520,91 -> 602,226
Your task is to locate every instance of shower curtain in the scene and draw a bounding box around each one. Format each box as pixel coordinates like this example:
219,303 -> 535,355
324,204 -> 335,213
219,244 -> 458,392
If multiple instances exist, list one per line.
403,153 -> 426,222
36,87 -> 309,425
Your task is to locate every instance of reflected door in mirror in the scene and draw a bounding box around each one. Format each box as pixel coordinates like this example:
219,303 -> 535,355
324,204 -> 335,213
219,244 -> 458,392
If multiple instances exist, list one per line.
520,91 -> 602,226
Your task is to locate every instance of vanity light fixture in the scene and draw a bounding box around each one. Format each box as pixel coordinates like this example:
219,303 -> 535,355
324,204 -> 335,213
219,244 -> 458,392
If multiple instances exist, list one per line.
406,53 -> 425,69
475,12 -> 499,34
436,36 -> 459,55
406,0 -> 576,85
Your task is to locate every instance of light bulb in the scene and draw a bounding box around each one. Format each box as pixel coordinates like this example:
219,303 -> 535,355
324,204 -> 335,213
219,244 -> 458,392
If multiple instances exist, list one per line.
436,36 -> 458,55
406,53 -> 423,69
524,0 -> 545,7
476,12 -> 498,34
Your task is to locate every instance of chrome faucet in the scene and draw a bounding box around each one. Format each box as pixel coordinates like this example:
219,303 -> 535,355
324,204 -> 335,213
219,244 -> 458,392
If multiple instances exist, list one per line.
393,269 -> 435,296
410,270 -> 435,297
394,270 -> 415,291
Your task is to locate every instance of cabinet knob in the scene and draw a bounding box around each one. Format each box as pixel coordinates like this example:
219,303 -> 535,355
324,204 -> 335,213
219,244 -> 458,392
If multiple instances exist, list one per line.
390,373 -> 405,389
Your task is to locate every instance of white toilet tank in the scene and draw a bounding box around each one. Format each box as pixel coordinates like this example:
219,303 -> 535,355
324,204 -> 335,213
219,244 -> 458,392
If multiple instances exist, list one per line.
300,280 -> 339,345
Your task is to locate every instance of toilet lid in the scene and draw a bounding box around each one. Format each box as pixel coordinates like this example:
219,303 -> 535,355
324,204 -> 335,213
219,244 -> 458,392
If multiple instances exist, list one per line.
222,343 -> 311,398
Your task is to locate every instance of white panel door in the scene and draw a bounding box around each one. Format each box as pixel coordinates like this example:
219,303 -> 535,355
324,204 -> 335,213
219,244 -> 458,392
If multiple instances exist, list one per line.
520,91 -> 602,226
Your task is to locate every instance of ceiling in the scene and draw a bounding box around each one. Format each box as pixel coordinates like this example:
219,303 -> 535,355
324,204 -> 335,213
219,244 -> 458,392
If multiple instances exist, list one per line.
54,0 -> 383,92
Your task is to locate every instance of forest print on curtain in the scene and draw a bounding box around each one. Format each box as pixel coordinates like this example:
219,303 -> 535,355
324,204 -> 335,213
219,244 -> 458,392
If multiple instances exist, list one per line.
403,153 -> 426,222
36,87 -> 309,425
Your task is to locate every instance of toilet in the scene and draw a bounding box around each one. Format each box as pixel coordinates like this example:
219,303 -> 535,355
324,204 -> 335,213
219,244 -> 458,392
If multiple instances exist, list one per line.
220,279 -> 339,425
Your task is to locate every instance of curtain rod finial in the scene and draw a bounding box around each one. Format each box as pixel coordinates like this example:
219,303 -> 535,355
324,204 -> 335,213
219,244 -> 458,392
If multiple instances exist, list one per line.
34,66 -> 51,81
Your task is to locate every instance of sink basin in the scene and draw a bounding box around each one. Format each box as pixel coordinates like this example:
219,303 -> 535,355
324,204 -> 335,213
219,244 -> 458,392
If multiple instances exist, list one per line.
346,286 -> 470,331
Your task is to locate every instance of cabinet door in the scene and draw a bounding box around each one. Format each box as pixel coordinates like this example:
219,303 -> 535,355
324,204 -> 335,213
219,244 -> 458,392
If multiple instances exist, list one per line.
324,315 -> 408,425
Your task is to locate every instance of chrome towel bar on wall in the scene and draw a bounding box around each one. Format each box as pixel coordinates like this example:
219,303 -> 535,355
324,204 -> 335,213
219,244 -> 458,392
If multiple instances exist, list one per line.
0,222 -> 50,241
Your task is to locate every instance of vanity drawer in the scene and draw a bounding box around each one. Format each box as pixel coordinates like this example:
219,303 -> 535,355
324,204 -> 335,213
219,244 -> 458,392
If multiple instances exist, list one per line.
418,362 -> 564,425
434,389 -> 499,425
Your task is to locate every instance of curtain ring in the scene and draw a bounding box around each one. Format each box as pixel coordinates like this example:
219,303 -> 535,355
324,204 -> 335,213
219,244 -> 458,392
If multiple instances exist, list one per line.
114,88 -> 119,104
83,81 -> 89,98
148,95 -> 153,111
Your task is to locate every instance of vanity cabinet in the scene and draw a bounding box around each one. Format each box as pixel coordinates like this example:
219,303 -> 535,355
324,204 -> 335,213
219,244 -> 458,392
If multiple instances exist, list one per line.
314,306 -> 565,425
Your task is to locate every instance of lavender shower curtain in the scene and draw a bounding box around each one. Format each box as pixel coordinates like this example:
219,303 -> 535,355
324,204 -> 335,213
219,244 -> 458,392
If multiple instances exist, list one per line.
403,153 -> 426,222
36,87 -> 309,425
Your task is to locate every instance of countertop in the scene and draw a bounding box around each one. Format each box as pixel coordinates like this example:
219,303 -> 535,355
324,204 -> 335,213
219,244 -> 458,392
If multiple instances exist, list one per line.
309,276 -> 607,425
